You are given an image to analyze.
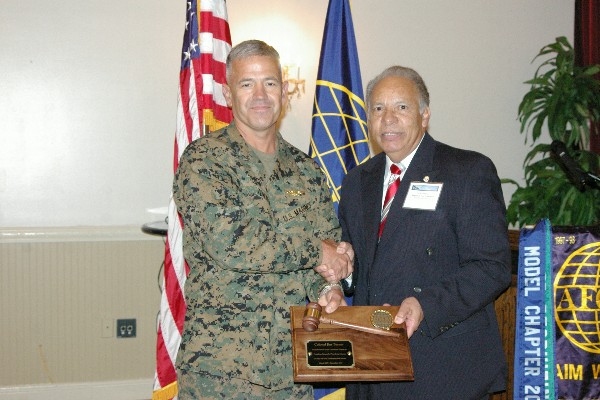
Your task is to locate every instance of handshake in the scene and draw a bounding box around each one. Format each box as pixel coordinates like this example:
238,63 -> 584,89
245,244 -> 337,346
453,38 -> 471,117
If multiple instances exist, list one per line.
313,239 -> 354,313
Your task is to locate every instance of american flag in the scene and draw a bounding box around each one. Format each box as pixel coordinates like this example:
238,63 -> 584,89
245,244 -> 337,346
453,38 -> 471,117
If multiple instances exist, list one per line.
152,1 -> 232,399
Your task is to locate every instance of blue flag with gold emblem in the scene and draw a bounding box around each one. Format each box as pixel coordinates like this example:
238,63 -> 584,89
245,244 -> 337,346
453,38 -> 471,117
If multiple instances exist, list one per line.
309,0 -> 370,400
515,220 -> 600,399
309,0 -> 370,215
310,1 -> 367,399
552,225 -> 600,399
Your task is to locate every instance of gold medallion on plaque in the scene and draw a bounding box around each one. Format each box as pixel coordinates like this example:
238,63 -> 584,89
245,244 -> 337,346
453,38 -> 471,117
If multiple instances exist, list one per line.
370,310 -> 394,330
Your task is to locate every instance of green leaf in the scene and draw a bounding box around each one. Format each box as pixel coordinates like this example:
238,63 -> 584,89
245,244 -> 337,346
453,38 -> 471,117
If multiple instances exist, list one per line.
505,36 -> 600,227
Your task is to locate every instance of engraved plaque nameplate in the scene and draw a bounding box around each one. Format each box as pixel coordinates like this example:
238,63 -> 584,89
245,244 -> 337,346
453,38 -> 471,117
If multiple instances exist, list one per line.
291,305 -> 414,382
306,340 -> 354,368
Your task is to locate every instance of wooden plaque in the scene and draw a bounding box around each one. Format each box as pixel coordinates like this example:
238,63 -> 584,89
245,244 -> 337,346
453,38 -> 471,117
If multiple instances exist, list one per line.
290,305 -> 414,382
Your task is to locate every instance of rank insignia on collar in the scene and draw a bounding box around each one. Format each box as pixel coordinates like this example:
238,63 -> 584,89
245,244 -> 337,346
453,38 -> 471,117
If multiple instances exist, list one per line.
286,190 -> 305,197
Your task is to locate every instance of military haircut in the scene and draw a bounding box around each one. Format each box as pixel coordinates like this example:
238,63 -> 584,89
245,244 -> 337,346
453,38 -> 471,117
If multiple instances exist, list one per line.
225,39 -> 281,83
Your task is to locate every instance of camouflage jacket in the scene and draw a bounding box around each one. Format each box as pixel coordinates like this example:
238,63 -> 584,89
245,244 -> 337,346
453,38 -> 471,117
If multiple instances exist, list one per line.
173,123 -> 341,389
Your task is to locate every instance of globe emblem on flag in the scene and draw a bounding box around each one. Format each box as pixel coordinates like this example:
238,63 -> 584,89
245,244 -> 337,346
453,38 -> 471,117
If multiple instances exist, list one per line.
554,242 -> 600,353
310,81 -> 369,206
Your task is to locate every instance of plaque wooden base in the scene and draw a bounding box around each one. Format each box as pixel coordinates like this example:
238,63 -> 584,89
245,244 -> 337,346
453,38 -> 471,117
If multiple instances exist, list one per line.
290,305 -> 414,382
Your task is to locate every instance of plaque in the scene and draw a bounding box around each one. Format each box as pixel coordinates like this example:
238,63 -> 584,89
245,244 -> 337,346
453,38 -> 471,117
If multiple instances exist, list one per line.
290,304 -> 414,382
306,340 -> 354,368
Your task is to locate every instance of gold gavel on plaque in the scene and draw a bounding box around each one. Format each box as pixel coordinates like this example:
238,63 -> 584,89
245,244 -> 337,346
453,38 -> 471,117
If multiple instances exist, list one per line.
302,302 -> 402,338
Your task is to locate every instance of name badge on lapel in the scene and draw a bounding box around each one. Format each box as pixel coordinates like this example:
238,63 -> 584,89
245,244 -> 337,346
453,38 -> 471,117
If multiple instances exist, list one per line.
403,182 -> 443,210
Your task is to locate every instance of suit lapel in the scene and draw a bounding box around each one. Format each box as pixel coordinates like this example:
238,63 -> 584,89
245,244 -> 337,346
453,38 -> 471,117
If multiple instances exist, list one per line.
378,133 -> 439,247
360,153 -> 386,265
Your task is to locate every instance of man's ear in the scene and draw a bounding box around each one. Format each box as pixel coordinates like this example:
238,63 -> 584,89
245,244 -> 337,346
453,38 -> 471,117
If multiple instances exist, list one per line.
281,80 -> 289,105
421,106 -> 431,129
222,84 -> 232,107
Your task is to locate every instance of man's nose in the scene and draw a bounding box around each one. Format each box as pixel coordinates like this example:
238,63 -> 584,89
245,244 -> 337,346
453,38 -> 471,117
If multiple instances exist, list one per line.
253,84 -> 267,98
382,108 -> 398,124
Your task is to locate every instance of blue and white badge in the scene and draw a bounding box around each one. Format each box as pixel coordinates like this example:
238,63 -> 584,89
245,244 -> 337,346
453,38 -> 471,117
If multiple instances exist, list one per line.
402,182 -> 443,210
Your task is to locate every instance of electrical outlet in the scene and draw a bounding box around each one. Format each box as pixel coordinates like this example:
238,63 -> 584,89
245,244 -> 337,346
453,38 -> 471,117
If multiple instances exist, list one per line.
116,319 -> 136,338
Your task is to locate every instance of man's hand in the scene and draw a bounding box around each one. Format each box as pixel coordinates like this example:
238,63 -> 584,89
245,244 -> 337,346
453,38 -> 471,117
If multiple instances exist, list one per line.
317,287 -> 347,313
336,241 -> 354,264
392,297 -> 424,338
315,240 -> 354,282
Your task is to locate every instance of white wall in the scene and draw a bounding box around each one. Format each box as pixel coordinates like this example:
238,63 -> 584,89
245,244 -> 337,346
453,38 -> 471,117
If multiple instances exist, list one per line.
0,0 -> 574,228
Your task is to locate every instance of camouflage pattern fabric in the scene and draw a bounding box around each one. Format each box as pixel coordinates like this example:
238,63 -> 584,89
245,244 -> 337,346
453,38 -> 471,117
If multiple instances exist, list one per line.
173,122 -> 341,392
178,369 -> 313,399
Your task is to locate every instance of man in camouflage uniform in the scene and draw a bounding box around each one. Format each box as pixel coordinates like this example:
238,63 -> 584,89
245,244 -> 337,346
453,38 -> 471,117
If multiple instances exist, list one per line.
173,40 -> 353,399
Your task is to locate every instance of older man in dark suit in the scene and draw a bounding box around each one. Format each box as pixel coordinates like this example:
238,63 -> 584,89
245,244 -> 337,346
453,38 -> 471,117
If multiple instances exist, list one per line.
338,66 -> 512,399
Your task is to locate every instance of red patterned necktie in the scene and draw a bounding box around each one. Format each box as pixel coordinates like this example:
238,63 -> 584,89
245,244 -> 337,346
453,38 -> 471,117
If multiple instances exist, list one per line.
378,164 -> 402,238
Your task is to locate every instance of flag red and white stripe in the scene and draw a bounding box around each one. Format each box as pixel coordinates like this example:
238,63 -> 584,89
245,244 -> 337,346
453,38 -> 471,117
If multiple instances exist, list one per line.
152,1 -> 232,399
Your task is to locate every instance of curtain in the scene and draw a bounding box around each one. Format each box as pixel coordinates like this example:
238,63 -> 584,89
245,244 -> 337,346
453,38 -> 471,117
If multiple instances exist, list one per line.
575,0 -> 600,155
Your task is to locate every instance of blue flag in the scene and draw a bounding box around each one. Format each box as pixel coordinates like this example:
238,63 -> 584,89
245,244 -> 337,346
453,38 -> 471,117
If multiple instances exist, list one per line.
309,0 -> 370,215
310,1 -> 367,399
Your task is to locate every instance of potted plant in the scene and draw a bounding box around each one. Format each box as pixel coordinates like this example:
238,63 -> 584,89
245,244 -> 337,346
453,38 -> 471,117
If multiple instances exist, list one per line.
503,36 -> 600,227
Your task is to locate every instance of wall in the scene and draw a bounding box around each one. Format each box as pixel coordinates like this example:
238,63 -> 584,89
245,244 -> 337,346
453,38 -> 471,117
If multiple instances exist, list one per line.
0,0 -> 574,228
0,0 -> 183,227
0,0 -> 574,398
0,228 -> 163,399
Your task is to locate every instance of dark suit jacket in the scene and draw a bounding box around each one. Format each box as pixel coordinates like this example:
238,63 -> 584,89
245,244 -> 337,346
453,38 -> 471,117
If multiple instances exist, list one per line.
339,133 -> 512,399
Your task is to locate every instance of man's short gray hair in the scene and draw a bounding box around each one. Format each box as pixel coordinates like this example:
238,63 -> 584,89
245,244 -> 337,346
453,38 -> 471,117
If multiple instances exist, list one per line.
365,66 -> 430,113
226,40 -> 281,83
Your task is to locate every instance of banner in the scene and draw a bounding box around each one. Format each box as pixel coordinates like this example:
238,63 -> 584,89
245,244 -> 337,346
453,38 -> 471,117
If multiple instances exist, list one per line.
515,221 -> 600,399
553,226 -> 600,399
514,219 -> 555,399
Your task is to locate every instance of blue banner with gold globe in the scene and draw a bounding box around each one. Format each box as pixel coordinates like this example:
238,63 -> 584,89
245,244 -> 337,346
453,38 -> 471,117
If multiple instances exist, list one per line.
553,225 -> 600,399
515,221 -> 600,400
